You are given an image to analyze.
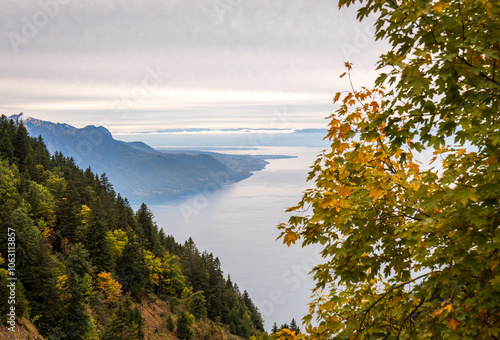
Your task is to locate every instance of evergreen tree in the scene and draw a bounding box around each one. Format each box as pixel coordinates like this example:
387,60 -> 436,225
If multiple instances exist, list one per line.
54,181 -> 82,245
166,314 -> 175,332
116,241 -> 147,301
136,203 -> 162,256
204,253 -> 226,320
12,122 -> 30,171
243,290 -> 265,331
59,272 -> 96,340
65,243 -> 93,279
102,296 -> 144,340
14,209 -> 62,336
289,318 -> 300,334
84,197 -> 114,273
176,311 -> 194,340
189,290 -> 208,319
0,118 -> 15,163
271,322 -> 278,334
181,238 -> 209,293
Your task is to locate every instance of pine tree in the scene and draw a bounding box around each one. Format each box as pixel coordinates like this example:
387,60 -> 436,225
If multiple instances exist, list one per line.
243,290 -> 265,331
14,208 -> 63,336
102,296 -> 144,340
166,314 -> 175,332
271,322 -> 278,334
116,241 -> 147,301
0,117 -> 15,163
180,238 -> 209,293
176,311 -> 194,340
54,181 -> 82,245
136,203 -> 162,256
65,243 -> 93,279
189,290 -> 208,319
59,272 -> 96,340
12,121 -> 31,171
84,197 -> 114,273
290,318 -> 300,334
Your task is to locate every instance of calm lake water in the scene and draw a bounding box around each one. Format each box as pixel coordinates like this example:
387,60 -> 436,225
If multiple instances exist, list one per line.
149,146 -> 325,330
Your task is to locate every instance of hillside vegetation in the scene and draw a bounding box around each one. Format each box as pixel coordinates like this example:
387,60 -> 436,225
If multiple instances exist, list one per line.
0,115 -> 269,339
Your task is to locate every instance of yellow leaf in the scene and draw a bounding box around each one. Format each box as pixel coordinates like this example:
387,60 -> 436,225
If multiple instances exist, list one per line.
486,1 -> 494,18
369,188 -> 384,200
434,2 -> 445,12
337,186 -> 352,198
321,198 -> 333,208
448,318 -> 460,331
284,231 -> 300,246
489,259 -> 499,270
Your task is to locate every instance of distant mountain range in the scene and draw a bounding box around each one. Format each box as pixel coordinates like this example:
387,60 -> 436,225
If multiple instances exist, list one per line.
120,127 -> 327,134
9,113 -> 272,203
113,127 -> 330,148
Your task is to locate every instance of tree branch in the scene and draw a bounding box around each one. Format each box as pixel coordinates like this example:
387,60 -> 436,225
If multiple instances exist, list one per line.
351,272 -> 438,340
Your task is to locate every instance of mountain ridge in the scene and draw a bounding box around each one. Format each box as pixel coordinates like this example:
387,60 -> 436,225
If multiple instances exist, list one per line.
11,113 -> 268,203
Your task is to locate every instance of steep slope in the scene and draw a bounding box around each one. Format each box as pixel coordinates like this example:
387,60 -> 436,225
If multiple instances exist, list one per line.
0,115 -> 268,339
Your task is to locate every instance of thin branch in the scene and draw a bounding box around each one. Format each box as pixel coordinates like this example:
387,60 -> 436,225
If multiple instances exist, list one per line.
457,56 -> 500,86
396,298 -> 425,339
351,272 -> 438,340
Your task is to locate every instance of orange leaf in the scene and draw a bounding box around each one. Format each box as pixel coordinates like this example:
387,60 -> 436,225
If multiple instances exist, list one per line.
432,307 -> 444,318
448,318 -> 460,331
339,72 -> 347,78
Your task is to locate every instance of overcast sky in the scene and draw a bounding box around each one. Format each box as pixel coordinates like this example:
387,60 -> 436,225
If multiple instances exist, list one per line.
0,0 -> 384,132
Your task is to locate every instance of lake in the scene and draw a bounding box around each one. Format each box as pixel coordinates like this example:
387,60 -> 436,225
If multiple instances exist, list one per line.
148,146 -> 325,330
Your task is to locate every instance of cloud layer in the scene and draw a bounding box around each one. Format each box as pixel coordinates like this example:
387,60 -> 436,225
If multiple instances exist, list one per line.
1,0 -> 384,131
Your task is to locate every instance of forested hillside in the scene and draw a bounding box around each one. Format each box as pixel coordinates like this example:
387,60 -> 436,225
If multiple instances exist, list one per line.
0,115 -> 268,339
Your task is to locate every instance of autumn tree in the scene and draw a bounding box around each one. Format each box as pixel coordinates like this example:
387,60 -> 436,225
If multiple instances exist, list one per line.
97,271 -> 123,305
279,0 -> 500,338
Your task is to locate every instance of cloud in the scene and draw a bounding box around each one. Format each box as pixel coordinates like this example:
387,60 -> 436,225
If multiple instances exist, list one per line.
0,0 -> 386,129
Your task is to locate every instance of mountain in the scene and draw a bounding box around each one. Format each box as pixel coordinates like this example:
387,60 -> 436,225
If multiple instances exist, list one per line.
12,114 -> 268,203
0,115 -> 268,339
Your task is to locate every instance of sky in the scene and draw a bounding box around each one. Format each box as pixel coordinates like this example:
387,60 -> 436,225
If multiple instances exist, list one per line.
0,0 -> 385,134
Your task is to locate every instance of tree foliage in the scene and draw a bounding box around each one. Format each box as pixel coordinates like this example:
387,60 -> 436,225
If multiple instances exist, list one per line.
279,0 -> 500,338
0,115 -> 266,339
